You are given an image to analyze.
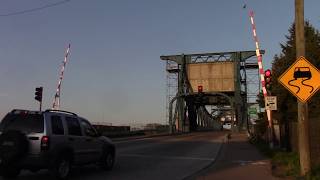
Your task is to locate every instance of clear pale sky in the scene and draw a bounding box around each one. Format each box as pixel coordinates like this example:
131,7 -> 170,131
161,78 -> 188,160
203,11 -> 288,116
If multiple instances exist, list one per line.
0,0 -> 319,125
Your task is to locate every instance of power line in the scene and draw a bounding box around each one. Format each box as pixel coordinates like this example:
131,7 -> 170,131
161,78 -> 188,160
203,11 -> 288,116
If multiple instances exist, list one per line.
0,0 -> 71,17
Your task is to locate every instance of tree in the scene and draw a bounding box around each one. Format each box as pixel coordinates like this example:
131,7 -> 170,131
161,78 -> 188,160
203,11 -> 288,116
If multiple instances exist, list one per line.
271,21 -> 320,150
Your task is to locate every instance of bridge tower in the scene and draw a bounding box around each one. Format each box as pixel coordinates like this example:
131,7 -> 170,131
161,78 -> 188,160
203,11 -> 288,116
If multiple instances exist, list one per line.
165,60 -> 179,125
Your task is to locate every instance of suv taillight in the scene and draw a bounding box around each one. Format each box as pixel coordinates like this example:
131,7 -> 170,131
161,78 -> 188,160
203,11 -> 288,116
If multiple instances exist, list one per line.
41,136 -> 50,151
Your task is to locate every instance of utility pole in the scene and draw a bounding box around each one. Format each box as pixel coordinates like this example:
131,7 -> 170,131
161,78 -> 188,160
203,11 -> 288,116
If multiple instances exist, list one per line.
295,0 -> 311,176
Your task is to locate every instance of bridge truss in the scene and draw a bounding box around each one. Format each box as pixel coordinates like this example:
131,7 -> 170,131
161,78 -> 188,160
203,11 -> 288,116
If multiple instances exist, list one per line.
161,50 -> 264,133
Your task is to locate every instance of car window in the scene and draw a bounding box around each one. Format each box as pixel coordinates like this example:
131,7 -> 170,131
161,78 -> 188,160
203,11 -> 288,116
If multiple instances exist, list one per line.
65,117 -> 82,136
0,112 -> 44,133
51,115 -> 64,135
80,119 -> 97,137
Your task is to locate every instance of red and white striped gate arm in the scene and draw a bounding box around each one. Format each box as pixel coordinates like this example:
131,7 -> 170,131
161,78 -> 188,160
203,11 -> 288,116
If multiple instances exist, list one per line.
249,11 -> 272,123
249,11 -> 268,97
52,44 -> 71,110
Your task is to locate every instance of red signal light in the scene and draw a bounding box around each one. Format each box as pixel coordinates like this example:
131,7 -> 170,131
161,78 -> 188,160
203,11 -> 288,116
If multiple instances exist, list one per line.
198,85 -> 203,93
265,69 -> 271,77
264,69 -> 272,93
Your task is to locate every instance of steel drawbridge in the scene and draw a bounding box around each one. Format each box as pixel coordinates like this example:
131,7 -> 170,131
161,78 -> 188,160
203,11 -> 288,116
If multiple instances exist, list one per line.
161,50 -> 264,133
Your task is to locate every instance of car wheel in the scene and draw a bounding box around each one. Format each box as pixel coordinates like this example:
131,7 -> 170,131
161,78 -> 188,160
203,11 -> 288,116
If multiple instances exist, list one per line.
51,156 -> 71,180
99,150 -> 114,170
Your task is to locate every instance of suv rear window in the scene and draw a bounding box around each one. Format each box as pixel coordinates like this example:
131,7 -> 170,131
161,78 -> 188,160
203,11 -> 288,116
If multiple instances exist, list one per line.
0,112 -> 44,133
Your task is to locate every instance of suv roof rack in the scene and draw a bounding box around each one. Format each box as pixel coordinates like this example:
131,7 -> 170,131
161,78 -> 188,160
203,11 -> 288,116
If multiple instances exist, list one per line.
11,109 -> 29,113
10,109 -> 42,114
45,109 -> 78,116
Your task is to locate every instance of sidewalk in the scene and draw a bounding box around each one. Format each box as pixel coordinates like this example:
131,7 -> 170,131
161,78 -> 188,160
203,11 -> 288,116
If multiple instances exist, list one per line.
192,132 -> 283,180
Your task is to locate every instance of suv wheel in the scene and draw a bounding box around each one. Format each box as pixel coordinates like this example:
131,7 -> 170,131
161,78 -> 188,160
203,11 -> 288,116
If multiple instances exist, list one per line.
51,156 -> 71,179
0,166 -> 20,179
0,130 -> 29,164
99,149 -> 114,170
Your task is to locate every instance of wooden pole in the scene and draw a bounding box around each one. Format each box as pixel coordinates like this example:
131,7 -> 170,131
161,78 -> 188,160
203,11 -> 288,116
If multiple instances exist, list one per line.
295,0 -> 311,175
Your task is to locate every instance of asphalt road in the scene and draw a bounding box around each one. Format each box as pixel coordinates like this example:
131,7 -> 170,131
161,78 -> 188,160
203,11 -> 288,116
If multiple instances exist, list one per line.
2,131 -> 226,180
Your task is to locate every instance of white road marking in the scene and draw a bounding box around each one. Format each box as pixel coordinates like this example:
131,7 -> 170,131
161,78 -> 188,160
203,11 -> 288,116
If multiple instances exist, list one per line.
119,154 -> 215,161
233,160 -> 268,166
251,161 -> 268,165
114,133 -> 223,144
114,137 -> 155,144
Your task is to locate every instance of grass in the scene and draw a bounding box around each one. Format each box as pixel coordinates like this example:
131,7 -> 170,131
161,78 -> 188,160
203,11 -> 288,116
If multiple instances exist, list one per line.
250,137 -> 320,179
309,165 -> 320,180
249,136 -> 300,178
271,151 -> 300,177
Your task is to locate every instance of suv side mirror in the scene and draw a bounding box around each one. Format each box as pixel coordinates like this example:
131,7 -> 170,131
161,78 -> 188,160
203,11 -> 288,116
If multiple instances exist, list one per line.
85,129 -> 99,137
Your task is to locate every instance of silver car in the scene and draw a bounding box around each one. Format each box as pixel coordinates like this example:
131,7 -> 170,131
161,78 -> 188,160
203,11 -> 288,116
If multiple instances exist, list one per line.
0,109 -> 115,179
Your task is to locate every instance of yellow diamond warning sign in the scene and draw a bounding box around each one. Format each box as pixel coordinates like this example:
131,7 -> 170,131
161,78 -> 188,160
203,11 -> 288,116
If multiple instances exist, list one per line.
278,56 -> 320,103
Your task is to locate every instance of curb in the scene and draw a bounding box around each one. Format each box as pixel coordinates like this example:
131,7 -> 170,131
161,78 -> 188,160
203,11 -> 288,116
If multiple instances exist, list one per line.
182,133 -> 229,180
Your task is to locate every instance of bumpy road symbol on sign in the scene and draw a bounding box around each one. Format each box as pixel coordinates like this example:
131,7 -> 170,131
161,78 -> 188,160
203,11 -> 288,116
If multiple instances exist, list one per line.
288,67 -> 314,94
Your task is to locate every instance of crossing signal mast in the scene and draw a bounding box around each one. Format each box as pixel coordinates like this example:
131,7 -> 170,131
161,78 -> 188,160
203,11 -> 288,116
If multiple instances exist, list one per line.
52,44 -> 71,110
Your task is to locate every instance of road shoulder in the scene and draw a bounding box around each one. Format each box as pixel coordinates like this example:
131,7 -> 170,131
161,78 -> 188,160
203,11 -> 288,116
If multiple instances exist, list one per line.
186,132 -> 283,180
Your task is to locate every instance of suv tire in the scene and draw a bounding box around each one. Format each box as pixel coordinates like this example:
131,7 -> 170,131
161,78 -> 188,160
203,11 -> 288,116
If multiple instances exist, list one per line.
50,155 -> 71,180
99,149 -> 115,170
0,130 -> 29,164
0,166 -> 20,179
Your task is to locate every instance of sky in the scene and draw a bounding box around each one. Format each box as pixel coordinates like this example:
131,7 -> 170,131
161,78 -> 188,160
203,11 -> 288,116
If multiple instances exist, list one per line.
0,0 -> 319,125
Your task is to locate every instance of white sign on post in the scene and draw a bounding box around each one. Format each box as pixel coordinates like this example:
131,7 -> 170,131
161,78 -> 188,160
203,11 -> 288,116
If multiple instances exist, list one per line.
265,96 -> 277,111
